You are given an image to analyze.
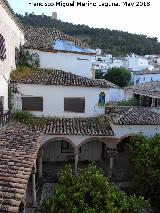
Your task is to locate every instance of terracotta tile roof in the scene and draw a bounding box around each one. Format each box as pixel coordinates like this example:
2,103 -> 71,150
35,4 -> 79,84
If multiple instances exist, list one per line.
125,81 -> 160,98
136,68 -> 160,75
11,68 -> 118,88
0,0 -> 24,31
0,122 -> 42,212
24,26 -> 88,50
105,106 -> 160,125
26,116 -> 114,136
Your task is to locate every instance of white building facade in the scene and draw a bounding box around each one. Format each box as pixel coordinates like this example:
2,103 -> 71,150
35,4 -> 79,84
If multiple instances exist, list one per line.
0,0 -> 24,113
127,54 -> 149,71
28,49 -> 95,78
12,83 -> 125,118
134,71 -> 160,84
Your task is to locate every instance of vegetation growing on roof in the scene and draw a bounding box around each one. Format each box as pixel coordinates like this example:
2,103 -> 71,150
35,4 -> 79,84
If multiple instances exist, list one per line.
12,110 -> 47,125
115,97 -> 140,106
39,163 -> 150,213
11,66 -> 37,81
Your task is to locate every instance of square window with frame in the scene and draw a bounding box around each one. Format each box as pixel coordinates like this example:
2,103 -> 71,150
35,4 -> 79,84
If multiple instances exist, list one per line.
64,97 -> 85,113
61,141 -> 81,153
22,96 -> 43,111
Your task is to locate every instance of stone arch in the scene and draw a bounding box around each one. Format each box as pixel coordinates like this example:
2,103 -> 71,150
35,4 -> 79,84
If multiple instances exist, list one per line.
39,137 -> 77,178
41,136 -> 76,149
116,133 -> 138,147
77,137 -> 113,164
77,137 -> 112,149
113,134 -> 137,181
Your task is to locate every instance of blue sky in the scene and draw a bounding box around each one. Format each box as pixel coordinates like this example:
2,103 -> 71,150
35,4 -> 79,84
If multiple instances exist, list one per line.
8,0 -> 160,41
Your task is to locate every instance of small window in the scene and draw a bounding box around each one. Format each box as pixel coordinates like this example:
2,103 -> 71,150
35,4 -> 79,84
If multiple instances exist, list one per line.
22,97 -> 43,111
64,98 -> 85,113
15,47 -> 20,66
61,140 -> 81,153
77,58 -> 89,61
61,141 -> 74,153
0,34 -> 6,61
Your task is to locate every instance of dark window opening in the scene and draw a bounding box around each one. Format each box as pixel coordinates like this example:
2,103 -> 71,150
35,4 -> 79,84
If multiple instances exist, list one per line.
0,34 -> 6,61
61,140 -> 81,153
64,98 -> 85,113
0,97 -> 4,114
61,141 -> 74,153
22,97 -> 43,111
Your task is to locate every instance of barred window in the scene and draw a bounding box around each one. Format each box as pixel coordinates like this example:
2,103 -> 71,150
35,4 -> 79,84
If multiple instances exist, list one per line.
0,34 -> 6,61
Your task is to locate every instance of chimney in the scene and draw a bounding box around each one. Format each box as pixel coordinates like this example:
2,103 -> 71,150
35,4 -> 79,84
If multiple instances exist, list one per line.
31,12 -> 34,15
52,12 -> 57,20
25,12 -> 28,16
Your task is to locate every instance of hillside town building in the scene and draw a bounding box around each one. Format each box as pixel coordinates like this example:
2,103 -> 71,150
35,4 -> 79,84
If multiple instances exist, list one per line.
125,81 -> 160,110
24,26 -> 96,78
0,0 -> 24,114
0,0 -> 160,212
134,68 -> 160,84
11,68 -> 125,117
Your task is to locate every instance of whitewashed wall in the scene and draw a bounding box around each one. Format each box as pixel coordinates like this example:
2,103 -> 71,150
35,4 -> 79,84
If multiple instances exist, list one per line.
111,123 -> 160,138
13,83 -> 125,117
134,73 -> 160,84
128,57 -> 149,71
0,5 -> 24,75
0,4 -> 24,112
27,49 -> 95,78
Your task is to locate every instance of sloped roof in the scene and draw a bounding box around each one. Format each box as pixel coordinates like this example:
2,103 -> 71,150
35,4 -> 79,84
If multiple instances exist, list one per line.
24,116 -> 114,136
0,122 -> 42,212
0,0 -> 24,31
136,68 -> 160,75
125,81 -> 160,98
105,106 -> 160,125
24,26 -> 88,51
11,68 -> 119,88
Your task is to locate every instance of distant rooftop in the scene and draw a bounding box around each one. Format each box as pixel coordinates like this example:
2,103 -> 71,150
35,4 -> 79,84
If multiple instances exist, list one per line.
11,68 -> 118,88
106,106 -> 160,125
136,68 -> 160,75
125,81 -> 160,98
24,26 -> 95,54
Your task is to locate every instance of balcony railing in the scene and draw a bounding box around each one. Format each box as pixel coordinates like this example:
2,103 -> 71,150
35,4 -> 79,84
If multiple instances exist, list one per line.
0,112 -> 11,127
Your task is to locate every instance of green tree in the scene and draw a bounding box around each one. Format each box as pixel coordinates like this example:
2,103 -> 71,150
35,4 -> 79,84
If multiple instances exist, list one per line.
126,134 -> 160,208
116,97 -> 140,106
39,163 -> 150,213
104,67 -> 132,87
95,69 -> 104,79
